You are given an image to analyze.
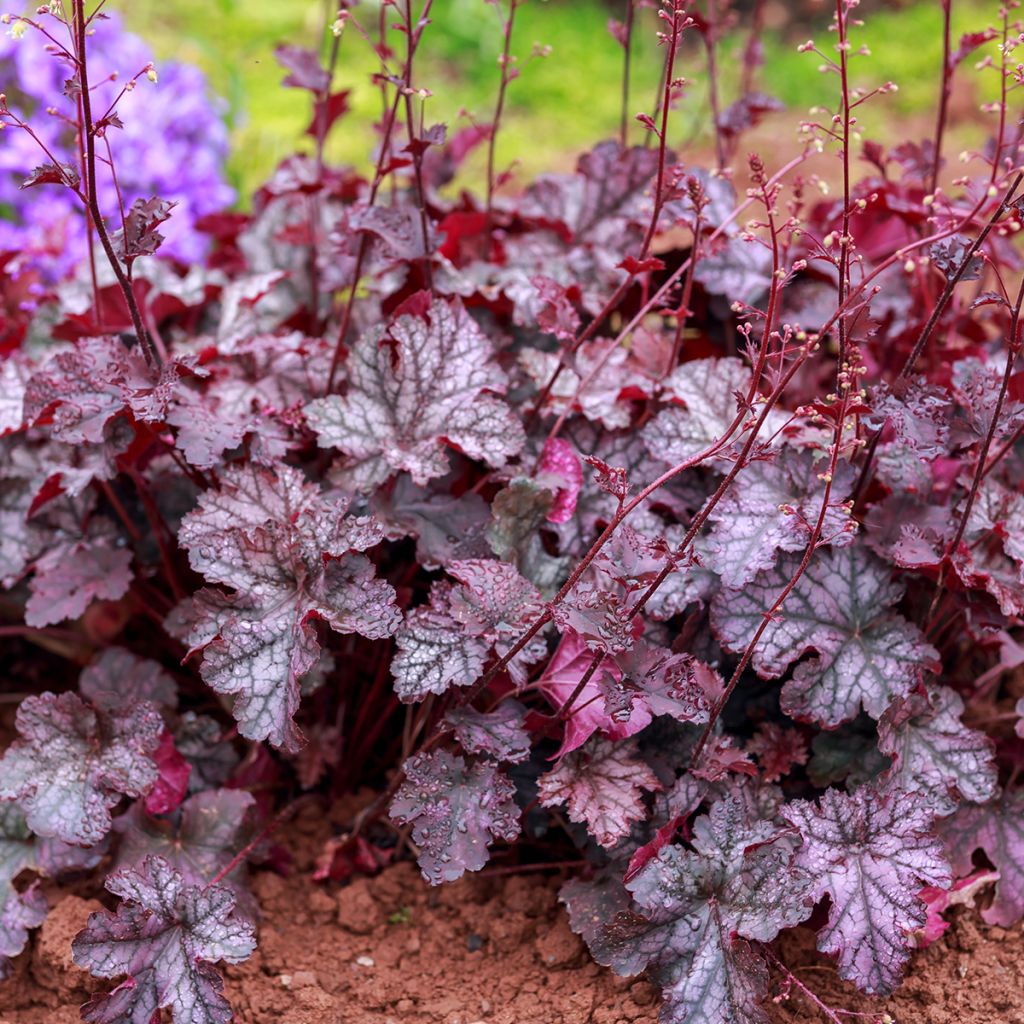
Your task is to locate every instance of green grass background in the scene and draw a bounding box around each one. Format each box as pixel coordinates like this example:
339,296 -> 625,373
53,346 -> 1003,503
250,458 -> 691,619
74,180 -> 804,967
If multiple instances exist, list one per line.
119,0 -> 1002,203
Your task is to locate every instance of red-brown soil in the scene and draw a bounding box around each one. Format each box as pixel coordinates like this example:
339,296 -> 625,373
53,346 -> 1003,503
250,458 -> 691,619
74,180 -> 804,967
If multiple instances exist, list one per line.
1,799 -> 1022,1024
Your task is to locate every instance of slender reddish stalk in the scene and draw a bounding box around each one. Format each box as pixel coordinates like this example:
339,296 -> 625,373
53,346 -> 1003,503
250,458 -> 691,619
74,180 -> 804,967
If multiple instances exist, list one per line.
71,0 -> 161,368
929,0 -> 953,194
486,0 -> 520,214
619,0 -> 635,147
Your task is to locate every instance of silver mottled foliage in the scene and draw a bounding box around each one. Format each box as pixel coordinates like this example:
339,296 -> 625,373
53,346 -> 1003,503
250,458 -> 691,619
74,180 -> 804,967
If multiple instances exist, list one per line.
444,700 -> 532,764
539,738 -> 660,849
392,560 -> 545,702
175,463 -> 400,752
389,750 -> 521,885
704,449 -> 857,587
783,783 -> 950,995
72,856 -> 256,1024
615,796 -> 813,1024
0,692 -> 163,845
878,686 -> 997,815
711,545 -> 939,726
643,357 -> 751,466
306,297 -> 524,491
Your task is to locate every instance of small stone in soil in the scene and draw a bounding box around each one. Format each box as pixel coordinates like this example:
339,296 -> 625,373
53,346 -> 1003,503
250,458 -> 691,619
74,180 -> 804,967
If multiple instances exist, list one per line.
466,933 -> 484,952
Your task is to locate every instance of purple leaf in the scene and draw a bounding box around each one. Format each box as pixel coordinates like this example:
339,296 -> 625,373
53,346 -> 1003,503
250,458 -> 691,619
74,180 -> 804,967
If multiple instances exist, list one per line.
389,750 -> 521,885
115,789 -> 257,916
608,639 -> 719,726
306,298 -> 524,491
711,545 -> 939,727
391,595 -> 491,702
0,692 -> 163,845
79,647 -> 178,711
275,44 -> 330,92
371,474 -> 492,570
72,855 -> 255,1024
110,196 -> 176,265
175,463 -> 399,751
782,783 -> 951,995
21,162 -> 80,189
444,700 -> 531,764
539,738 -> 660,848
24,538 -> 133,627
621,797 -> 813,1024
538,628 -> 649,756
392,561 -> 545,701
938,790 -> 1024,926
704,449 -> 858,587
694,236 -> 773,305
878,686 -> 997,815
521,141 -> 659,245
349,204 -> 436,262
643,357 -> 751,465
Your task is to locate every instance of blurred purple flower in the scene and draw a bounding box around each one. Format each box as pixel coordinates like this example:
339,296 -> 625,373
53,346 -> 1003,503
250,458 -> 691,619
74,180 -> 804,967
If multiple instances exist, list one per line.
0,13 -> 234,280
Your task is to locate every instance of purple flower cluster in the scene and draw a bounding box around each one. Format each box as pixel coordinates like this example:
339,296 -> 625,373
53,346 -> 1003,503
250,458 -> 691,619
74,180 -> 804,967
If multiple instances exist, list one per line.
0,13 -> 233,280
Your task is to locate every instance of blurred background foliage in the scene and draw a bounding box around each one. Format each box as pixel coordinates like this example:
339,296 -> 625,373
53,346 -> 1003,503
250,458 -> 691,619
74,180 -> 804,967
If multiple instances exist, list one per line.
122,0 -> 1000,203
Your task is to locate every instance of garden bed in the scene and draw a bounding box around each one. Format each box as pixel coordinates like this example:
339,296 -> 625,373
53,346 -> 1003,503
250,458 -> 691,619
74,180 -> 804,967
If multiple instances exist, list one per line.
1,800 -> 1021,1024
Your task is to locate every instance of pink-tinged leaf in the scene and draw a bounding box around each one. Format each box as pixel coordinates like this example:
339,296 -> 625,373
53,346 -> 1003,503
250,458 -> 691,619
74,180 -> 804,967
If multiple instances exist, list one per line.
445,700 -> 531,764
538,438 -> 583,524
552,579 -> 635,655
389,751 -> 521,885
275,44 -> 330,91
115,790 -> 257,915
539,738 -> 660,848
782,783 -> 951,995
878,686 -> 997,815
531,275 -> 581,341
619,797 -> 813,1024
0,692 -> 163,845
692,736 -> 758,782
584,454 -> 630,502
643,357 -> 751,465
938,790 -> 1024,926
110,196 -> 176,265
79,647 -> 178,711
24,539 -> 132,627
951,355 -> 1024,448
72,855 -> 255,1024
175,463 -> 399,751
745,723 -> 808,783
711,545 -> 939,727
705,450 -> 857,588
306,298 -> 524,491
608,639 -> 717,726
538,628 -> 650,756
143,733 -> 192,816
864,377 -> 951,459
913,870 -> 999,948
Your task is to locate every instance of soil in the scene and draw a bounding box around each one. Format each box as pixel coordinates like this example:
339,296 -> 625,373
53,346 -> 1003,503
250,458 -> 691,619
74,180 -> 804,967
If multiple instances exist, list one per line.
1,799 -> 1023,1024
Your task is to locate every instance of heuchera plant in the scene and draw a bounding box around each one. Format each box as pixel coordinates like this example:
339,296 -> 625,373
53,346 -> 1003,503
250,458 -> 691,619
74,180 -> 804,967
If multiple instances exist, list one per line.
1,1 -> 1023,1022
